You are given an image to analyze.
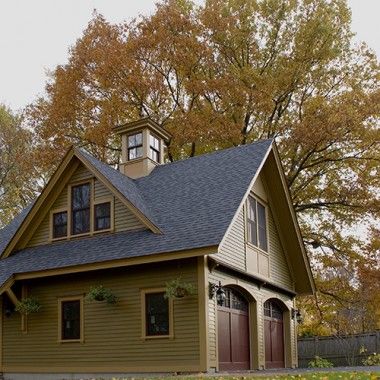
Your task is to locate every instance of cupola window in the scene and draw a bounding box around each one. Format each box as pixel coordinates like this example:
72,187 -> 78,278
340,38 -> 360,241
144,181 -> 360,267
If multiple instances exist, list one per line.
149,134 -> 160,162
128,132 -> 143,160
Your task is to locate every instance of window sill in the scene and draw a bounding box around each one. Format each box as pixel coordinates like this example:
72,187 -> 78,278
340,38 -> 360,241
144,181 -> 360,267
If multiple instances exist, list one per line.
141,335 -> 173,340
93,228 -> 113,235
58,339 -> 84,343
51,236 -> 68,242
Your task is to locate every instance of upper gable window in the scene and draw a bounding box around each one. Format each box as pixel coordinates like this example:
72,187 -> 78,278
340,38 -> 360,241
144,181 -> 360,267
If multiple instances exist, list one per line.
94,202 -> 111,231
149,134 -> 160,163
53,211 -> 67,239
71,183 -> 91,235
128,132 -> 143,160
247,195 -> 268,252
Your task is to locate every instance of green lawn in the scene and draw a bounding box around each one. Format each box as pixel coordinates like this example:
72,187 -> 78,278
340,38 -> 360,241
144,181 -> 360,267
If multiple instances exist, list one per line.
203,373 -> 380,380
99,372 -> 380,380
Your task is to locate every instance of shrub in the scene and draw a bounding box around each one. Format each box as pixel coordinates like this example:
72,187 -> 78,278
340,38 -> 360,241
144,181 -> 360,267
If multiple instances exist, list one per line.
165,277 -> 196,299
86,285 -> 117,304
15,297 -> 41,315
362,352 -> 380,366
308,355 -> 334,368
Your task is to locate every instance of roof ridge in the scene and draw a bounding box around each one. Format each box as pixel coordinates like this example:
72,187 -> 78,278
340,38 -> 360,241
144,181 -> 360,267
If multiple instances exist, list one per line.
144,139 -> 273,172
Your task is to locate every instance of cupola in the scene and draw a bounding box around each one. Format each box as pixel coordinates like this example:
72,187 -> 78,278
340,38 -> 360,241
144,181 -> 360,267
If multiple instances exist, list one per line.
115,118 -> 171,179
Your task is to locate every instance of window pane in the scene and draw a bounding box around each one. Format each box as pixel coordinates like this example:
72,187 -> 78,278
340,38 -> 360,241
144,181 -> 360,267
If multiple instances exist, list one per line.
72,209 -> 90,234
128,146 -> 143,160
248,220 -> 258,246
146,292 -> 169,336
53,211 -> 67,238
248,197 -> 256,221
95,202 -> 111,231
150,135 -> 159,150
247,197 -> 257,245
128,133 -> 142,148
150,148 -> 159,162
72,184 -> 90,210
62,300 -> 80,340
257,202 -> 267,251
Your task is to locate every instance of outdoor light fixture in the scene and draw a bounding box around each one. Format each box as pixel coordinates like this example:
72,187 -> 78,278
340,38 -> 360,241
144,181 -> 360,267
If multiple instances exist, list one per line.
292,308 -> 303,324
209,281 -> 226,306
5,307 -> 13,318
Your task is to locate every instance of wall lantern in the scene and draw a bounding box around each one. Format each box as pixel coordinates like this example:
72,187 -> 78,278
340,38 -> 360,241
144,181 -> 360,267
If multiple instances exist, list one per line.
4,307 -> 13,318
292,308 -> 303,324
209,281 -> 226,306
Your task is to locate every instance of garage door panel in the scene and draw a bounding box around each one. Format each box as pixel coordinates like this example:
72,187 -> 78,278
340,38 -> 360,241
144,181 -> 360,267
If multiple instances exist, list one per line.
264,299 -> 285,369
231,313 -> 250,364
218,310 -> 231,365
271,320 -> 284,363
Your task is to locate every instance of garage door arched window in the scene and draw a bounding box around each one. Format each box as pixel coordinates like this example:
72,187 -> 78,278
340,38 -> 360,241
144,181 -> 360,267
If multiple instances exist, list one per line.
264,299 -> 283,320
221,288 -> 249,312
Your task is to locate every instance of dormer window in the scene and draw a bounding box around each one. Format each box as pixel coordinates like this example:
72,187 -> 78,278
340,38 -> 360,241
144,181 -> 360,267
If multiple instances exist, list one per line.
128,132 -> 143,160
52,211 -> 67,239
71,183 -> 91,235
149,134 -> 160,162
94,202 -> 111,231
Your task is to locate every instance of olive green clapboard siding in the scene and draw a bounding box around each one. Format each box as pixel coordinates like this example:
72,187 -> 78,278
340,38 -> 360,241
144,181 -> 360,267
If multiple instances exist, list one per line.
216,173 -> 293,290
3,259 -> 200,370
207,270 -> 297,370
27,163 -> 145,248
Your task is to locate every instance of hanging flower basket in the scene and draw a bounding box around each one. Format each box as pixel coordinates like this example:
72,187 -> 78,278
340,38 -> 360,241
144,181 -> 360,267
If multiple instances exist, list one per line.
165,277 -> 196,299
15,297 -> 41,315
86,285 -> 117,304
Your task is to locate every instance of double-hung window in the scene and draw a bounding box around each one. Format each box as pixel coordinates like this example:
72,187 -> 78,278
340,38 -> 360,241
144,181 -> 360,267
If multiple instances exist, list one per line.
59,297 -> 83,342
142,289 -> 172,339
149,134 -> 160,163
52,211 -> 67,239
247,195 -> 268,252
94,202 -> 111,231
71,183 -> 91,235
128,132 -> 143,160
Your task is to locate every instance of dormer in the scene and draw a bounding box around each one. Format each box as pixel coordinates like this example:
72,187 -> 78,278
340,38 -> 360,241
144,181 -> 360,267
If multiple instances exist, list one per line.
115,118 -> 171,179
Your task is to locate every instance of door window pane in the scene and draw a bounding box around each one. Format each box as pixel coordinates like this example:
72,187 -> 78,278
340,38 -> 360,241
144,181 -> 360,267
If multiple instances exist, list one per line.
146,292 -> 169,336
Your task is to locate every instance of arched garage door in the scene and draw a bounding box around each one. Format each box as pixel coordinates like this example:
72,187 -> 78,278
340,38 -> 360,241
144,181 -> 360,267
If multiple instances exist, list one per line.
264,299 -> 285,368
217,288 -> 250,371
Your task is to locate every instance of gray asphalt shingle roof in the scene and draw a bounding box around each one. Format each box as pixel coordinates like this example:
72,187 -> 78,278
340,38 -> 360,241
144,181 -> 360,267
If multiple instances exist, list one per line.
0,139 -> 272,287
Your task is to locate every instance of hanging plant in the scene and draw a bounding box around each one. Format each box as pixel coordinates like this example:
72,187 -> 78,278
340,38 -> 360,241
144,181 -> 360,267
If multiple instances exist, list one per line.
15,297 -> 41,315
165,277 -> 196,299
86,285 -> 117,304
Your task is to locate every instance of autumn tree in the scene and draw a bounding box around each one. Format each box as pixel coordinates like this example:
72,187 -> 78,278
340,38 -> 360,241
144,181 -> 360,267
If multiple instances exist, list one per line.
0,105 -> 38,228
25,0 -> 380,333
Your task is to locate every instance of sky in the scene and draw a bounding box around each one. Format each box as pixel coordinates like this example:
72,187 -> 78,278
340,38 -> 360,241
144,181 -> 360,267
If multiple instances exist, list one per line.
0,0 -> 378,112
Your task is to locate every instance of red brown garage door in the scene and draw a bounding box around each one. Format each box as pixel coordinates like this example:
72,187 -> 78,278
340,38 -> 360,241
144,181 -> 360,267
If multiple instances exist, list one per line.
264,299 -> 284,368
217,288 -> 250,371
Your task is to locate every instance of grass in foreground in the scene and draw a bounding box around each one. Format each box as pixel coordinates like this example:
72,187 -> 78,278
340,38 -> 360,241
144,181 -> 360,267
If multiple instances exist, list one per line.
91,372 -> 380,380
